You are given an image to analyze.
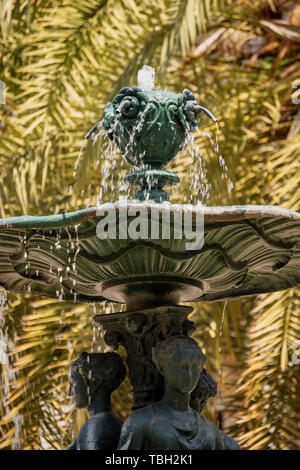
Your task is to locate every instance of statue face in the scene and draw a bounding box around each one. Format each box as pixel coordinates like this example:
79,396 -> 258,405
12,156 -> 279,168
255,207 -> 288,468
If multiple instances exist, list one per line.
68,369 -> 89,408
162,346 -> 204,395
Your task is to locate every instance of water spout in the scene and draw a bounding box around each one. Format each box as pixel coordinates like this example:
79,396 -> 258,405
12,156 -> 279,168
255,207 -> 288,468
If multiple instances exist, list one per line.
85,119 -> 103,140
137,65 -> 155,91
198,105 -> 218,123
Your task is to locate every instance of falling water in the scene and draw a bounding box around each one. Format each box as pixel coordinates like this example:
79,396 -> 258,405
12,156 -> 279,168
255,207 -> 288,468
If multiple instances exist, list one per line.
219,154 -> 234,193
70,64 -> 232,210
186,128 -> 212,204
73,138 -> 89,179
69,61 -> 235,210
0,290 -> 23,449
179,119 -> 233,205
211,121 -> 233,195
69,65 -> 157,211
68,119 -> 116,208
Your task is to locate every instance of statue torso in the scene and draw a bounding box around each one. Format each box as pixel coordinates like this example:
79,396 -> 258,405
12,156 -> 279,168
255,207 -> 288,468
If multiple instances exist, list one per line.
118,402 -> 239,450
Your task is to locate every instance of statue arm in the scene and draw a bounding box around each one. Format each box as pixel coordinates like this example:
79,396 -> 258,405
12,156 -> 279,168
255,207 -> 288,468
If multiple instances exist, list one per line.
223,433 -> 240,450
203,416 -> 240,450
216,428 -> 240,450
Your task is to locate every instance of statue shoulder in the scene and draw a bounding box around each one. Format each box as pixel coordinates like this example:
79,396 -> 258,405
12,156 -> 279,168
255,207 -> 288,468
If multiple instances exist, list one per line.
123,405 -> 152,431
197,414 -> 218,432
76,412 -> 122,450
118,405 -> 153,450
80,413 -> 118,435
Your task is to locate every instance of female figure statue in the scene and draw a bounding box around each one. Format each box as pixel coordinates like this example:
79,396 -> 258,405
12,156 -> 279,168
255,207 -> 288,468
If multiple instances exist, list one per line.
67,351 -> 126,450
118,336 -> 239,450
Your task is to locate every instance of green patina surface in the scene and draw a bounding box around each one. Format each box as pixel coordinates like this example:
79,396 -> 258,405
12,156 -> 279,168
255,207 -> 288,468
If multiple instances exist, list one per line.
103,87 -> 215,202
103,88 -> 197,168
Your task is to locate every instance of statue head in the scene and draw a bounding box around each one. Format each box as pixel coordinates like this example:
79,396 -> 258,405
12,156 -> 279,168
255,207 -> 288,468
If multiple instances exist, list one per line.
68,352 -> 126,408
152,335 -> 206,395
190,368 -> 217,413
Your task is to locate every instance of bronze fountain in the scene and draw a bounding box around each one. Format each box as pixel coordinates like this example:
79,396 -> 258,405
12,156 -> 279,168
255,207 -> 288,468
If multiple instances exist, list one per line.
0,67 -> 299,449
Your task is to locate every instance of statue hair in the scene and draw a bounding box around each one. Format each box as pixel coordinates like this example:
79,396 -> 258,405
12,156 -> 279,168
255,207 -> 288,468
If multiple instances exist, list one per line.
190,369 -> 217,413
152,335 -> 206,371
70,352 -> 126,395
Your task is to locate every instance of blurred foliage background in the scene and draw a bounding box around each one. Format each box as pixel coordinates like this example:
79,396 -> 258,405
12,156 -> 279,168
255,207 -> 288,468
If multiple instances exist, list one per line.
0,0 -> 299,450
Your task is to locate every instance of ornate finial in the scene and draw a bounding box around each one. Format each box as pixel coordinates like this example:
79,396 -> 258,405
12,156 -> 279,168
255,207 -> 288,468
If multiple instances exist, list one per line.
101,71 -> 217,202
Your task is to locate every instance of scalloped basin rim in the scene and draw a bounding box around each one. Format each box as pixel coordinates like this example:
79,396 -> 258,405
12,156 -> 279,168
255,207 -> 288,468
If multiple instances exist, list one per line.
0,203 -> 299,230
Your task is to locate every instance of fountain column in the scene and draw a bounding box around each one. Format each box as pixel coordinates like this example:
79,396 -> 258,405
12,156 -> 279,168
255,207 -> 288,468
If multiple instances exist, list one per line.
94,305 -> 195,409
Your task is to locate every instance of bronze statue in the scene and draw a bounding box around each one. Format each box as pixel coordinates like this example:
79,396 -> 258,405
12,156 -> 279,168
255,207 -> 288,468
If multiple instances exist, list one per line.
67,352 -> 126,450
117,336 -> 239,450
